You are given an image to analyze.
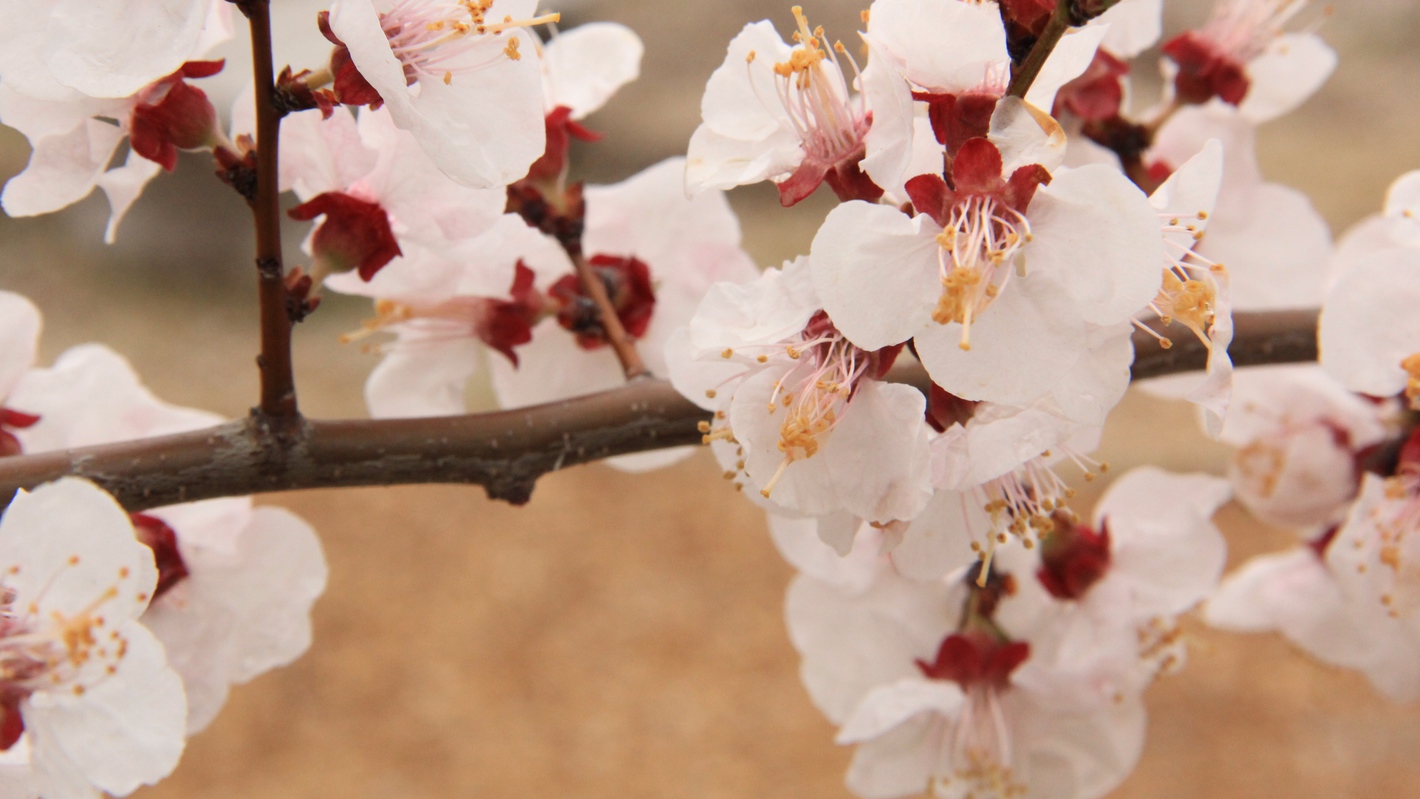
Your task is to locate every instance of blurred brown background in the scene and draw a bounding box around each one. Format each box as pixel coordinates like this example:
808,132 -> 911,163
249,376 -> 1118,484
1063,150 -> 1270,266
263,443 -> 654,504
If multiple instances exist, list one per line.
3,1 -> 1420,797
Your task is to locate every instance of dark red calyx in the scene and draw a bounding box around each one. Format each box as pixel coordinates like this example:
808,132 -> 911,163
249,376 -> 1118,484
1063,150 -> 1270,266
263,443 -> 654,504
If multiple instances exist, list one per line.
276,66 -> 338,118
0,408 -> 39,458
913,91 -> 1001,158
926,385 -> 980,433
916,631 -> 1030,689
550,255 -> 656,349
319,11 -> 384,108
1037,512 -> 1112,600
129,61 -> 225,172
777,136 -> 885,208
823,146 -> 885,205
1308,525 -> 1340,560
506,181 -> 587,257
215,142 -> 259,201
130,513 -> 190,601
905,138 -> 1050,227
1055,50 -> 1130,122
0,693 -> 23,750
288,192 -> 402,281
525,106 -> 603,185
1162,32 -> 1251,107
478,262 -> 544,366
1082,115 -> 1152,164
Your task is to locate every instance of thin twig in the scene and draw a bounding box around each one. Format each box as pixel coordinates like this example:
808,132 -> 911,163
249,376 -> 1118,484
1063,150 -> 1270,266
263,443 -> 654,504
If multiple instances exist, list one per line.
572,253 -> 650,380
0,311 -> 1319,512
245,0 -> 299,420
1007,0 -> 1073,100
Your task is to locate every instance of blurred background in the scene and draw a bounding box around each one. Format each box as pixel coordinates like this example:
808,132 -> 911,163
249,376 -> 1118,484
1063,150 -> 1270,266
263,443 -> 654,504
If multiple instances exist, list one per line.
3,1 -> 1420,796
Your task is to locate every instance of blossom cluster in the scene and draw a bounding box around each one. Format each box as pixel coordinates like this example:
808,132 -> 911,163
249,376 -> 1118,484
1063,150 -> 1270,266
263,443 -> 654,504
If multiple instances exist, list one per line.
0,292 -> 326,797
0,0 -> 1414,797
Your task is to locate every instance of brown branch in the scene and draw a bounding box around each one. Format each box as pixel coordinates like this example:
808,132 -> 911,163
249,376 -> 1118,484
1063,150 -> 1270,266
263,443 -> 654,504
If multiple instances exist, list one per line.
243,0 -> 299,421
1006,0 -> 1073,100
0,310 -> 1318,513
573,254 -> 649,380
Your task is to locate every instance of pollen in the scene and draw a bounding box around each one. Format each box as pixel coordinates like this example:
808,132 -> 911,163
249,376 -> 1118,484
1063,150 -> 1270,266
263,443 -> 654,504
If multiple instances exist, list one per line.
930,196 -> 1031,351
376,1 -> 557,87
750,4 -> 868,168
1401,352 -> 1420,410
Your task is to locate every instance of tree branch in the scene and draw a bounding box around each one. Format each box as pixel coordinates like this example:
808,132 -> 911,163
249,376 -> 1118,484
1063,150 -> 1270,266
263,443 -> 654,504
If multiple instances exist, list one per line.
0,310 -> 1319,513
243,0 -> 299,421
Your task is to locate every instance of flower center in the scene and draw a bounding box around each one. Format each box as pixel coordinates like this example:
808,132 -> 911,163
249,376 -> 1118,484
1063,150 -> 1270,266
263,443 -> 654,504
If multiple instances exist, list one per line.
759,322 -> 873,497
0,558 -> 138,745
549,255 -> 657,350
1145,209 -> 1227,349
379,1 -> 559,86
342,268 -> 543,367
758,6 -> 868,164
932,196 -> 1031,351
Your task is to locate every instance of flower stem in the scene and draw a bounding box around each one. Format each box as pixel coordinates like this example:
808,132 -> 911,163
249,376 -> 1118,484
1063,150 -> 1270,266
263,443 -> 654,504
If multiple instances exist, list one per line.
573,253 -> 650,380
1006,0 -> 1074,100
242,0 -> 299,421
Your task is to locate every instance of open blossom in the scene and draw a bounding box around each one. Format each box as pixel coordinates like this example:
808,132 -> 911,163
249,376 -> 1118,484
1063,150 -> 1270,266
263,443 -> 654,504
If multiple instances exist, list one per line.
789,562 -> 1146,799
1001,467 -> 1232,707
333,155 -> 755,471
669,256 -> 933,524
1161,0 -> 1335,123
811,100 -> 1163,409
488,157 -> 758,415
0,478 -> 187,799
282,104 -> 506,284
326,0 -> 555,188
685,7 -> 909,205
328,213 -> 559,417
1320,170 -> 1420,406
1209,463 -> 1420,702
1149,104 -> 1331,310
8,345 -> 328,734
1204,364 -> 1414,700
1218,365 -> 1395,532
0,0 -> 233,242
0,0 -> 231,101
1,57 -> 230,243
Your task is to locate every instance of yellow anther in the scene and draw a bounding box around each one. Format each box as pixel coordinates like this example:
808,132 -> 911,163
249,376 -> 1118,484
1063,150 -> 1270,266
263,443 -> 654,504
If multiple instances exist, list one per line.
1402,352 -> 1420,410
